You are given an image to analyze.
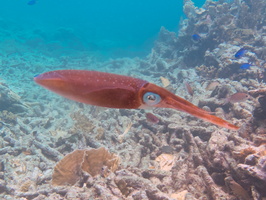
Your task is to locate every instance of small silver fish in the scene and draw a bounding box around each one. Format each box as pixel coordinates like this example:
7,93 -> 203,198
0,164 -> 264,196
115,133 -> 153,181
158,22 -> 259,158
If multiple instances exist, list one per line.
224,92 -> 250,104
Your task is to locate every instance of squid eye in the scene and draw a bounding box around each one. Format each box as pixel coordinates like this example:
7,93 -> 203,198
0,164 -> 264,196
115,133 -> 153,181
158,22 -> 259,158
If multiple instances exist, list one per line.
143,92 -> 161,106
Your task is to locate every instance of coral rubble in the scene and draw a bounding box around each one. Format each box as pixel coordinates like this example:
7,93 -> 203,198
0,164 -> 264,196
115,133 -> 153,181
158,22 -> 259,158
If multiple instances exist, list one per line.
0,0 -> 266,199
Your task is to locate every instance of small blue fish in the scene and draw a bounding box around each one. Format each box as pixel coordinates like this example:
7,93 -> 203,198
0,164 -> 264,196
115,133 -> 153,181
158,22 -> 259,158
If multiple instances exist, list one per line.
192,34 -> 201,42
240,63 -> 251,70
27,0 -> 37,5
235,48 -> 247,59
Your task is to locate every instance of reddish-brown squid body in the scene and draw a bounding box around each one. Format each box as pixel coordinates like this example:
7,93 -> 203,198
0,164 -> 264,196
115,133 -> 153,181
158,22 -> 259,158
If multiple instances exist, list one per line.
34,70 -> 239,130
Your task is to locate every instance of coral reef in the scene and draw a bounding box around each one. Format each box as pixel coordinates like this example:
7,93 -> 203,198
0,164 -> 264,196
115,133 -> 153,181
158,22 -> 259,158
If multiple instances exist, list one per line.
0,83 -> 29,113
0,0 -> 266,199
52,147 -> 120,186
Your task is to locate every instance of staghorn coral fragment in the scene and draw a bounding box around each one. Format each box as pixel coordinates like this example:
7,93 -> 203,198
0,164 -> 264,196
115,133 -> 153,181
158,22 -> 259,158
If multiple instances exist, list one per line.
0,147 -> 12,155
251,185 -> 262,200
171,191 -> 188,200
155,153 -> 175,171
170,190 -> 196,200
15,187 -> 68,199
224,176 -> 250,200
238,156 -> 266,183
118,121 -> 132,143
183,0 -> 197,19
197,166 -> 229,200
248,88 -> 266,97
0,110 -> 17,125
0,179 -> 7,193
52,147 -> 119,186
33,141 -> 62,161
19,180 -> 35,192
142,169 -> 169,179
115,170 -> 172,199
70,111 -> 95,133
0,84 -> 29,113
3,136 -> 20,147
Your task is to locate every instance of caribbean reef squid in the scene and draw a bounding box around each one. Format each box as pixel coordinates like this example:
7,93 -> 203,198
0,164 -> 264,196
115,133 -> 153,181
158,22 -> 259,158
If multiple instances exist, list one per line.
34,70 -> 239,130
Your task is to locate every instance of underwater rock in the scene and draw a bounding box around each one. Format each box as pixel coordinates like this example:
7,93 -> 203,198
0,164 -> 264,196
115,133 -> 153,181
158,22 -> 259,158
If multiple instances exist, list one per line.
258,95 -> 266,111
0,83 -> 29,113
224,176 -> 250,200
253,106 -> 266,120
238,156 -> 266,183
154,27 -> 178,58
253,95 -> 266,120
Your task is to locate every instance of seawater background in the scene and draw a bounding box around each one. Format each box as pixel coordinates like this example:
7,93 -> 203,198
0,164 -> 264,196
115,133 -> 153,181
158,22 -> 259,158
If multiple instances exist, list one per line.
1,1 -> 265,198
0,0 -> 204,58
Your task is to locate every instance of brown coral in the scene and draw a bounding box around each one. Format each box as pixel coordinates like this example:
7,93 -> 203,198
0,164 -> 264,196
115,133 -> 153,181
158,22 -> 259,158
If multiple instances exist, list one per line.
20,180 -> 34,192
233,144 -> 266,163
52,147 -> 120,186
233,147 -> 257,162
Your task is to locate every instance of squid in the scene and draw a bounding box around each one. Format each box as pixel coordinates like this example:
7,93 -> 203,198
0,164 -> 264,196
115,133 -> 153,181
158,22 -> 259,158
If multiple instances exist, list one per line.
34,70 -> 239,130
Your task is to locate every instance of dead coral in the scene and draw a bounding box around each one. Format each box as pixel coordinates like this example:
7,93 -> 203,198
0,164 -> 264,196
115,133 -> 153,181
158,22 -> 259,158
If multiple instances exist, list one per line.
155,153 -> 175,171
33,140 -> 62,161
224,176 -> 250,200
0,83 -> 28,113
196,65 -> 217,78
118,121 -> 132,143
19,180 -> 35,192
197,166 -> 230,200
233,146 -> 257,163
115,169 -> 172,199
235,144 -> 266,185
70,111 -> 95,133
0,110 -> 17,125
233,144 -> 265,161
238,155 -> 266,183
52,147 -> 120,186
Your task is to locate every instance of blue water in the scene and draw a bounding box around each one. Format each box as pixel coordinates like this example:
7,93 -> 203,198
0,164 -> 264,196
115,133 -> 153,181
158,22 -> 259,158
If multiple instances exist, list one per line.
0,0 -> 205,58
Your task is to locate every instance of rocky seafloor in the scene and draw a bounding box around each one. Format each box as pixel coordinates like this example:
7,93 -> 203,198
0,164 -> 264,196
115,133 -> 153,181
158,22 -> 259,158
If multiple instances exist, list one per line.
0,0 -> 266,199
